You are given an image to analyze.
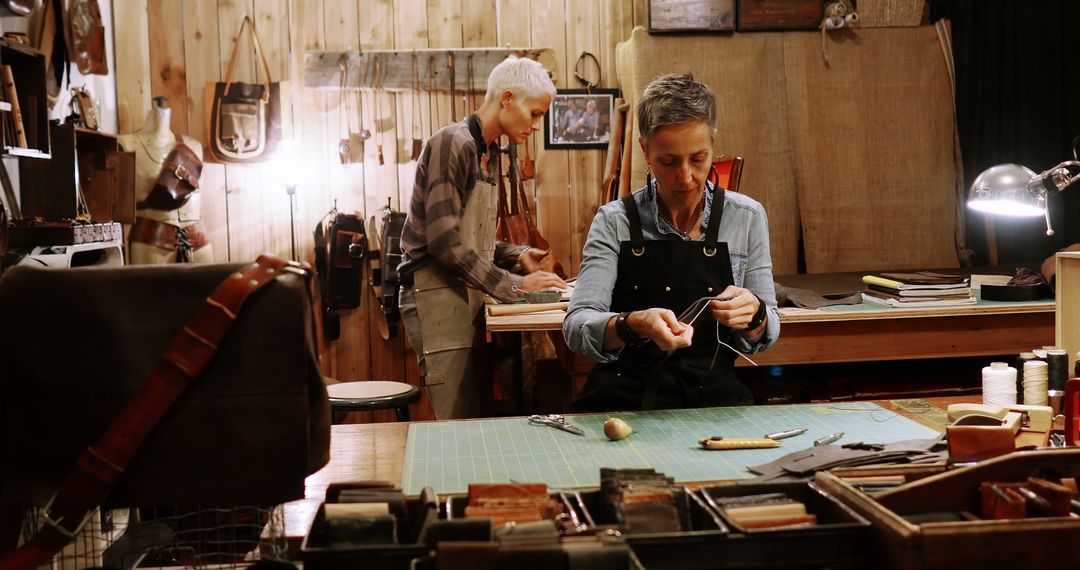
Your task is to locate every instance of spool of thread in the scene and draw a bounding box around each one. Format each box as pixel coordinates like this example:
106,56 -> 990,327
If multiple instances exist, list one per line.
844,13 -> 859,24
1015,352 -> 1037,404
1024,360 -> 1049,406
1048,349 -> 1069,391
982,362 -> 1017,406
1033,347 -> 1050,359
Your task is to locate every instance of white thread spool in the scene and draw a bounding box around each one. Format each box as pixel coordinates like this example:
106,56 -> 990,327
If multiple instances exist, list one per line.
982,362 -> 1017,406
1024,360 -> 1049,406
844,13 -> 859,24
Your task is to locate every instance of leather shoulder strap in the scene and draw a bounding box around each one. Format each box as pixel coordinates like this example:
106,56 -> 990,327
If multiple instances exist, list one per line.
0,255 -> 307,570
223,16 -> 272,101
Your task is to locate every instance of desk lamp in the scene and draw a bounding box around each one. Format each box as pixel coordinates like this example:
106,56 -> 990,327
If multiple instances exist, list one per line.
968,139 -> 1080,236
275,139 -> 303,260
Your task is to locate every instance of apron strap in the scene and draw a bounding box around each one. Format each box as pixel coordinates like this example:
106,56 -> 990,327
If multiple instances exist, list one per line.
622,194 -> 645,252
703,173 -> 725,247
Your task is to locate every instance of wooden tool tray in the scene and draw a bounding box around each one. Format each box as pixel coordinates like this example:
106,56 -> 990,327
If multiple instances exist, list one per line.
569,482 -> 869,569
815,448 -> 1080,570
300,482 -> 438,570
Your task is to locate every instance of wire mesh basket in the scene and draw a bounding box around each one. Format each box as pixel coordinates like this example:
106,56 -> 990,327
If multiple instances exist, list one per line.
20,504 -> 287,570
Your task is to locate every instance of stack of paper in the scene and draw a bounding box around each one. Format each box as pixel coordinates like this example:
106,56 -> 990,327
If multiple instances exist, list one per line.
861,272 -> 975,307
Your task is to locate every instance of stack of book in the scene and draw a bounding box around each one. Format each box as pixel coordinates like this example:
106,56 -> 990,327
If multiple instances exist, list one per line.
861,271 -> 975,307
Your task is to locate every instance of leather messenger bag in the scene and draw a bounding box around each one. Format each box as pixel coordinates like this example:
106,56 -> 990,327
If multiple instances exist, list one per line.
0,258 -> 331,511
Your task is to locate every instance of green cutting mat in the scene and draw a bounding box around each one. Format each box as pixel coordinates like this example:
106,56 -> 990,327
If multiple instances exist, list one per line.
401,402 -> 939,494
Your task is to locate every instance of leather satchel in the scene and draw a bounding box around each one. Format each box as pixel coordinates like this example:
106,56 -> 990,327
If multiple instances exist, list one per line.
0,259 -> 331,510
207,16 -> 282,163
137,133 -> 203,211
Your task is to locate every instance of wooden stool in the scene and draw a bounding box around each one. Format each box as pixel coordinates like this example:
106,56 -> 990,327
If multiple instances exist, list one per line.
326,381 -> 420,423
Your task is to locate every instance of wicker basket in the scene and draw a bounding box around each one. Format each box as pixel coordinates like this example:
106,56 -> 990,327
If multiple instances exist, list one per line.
855,0 -> 927,27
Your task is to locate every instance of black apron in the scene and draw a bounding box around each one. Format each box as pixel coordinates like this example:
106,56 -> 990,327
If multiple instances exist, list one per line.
572,189 -> 753,412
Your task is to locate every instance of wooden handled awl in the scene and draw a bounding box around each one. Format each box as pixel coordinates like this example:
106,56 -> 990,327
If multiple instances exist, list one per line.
699,436 -> 779,450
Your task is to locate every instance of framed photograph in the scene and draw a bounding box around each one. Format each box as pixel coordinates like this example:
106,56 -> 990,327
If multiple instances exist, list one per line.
648,0 -> 736,33
544,89 -> 619,150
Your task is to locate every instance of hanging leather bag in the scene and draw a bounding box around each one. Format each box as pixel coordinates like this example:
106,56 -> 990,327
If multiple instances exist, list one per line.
207,16 -> 282,163
65,0 -> 107,75
314,212 -> 366,341
496,145 -> 566,278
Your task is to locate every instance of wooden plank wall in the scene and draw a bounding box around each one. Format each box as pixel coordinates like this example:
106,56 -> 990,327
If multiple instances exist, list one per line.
115,0 -> 645,411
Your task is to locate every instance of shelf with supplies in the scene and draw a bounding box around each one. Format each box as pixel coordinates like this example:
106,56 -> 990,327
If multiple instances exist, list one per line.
0,38 -> 50,159
18,122 -> 135,223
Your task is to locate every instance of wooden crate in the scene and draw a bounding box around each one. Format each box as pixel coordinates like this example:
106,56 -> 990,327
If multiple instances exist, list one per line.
1056,251 -> 1080,377
815,449 -> 1080,570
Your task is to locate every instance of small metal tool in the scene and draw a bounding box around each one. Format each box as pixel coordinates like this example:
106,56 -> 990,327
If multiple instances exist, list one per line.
813,432 -> 844,446
528,414 -> 585,436
764,427 -> 807,440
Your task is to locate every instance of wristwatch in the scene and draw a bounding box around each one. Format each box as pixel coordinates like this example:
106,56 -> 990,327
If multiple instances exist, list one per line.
745,295 -> 767,331
615,311 -> 646,345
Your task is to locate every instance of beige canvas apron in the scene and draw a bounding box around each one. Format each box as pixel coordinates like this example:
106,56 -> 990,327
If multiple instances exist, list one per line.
411,177 -> 499,419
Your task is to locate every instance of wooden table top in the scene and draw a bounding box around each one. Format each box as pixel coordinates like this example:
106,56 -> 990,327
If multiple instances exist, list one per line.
485,291 -> 1054,332
283,396 -> 988,552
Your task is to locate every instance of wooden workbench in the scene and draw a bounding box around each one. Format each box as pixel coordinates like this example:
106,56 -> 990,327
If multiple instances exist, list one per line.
486,273 -> 1055,367
283,397 -> 976,552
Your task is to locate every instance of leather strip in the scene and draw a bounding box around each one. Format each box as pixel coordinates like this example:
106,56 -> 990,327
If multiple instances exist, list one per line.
129,218 -> 208,252
0,255 -> 306,570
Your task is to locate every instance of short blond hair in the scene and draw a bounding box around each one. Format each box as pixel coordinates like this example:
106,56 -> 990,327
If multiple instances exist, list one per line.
484,56 -> 556,103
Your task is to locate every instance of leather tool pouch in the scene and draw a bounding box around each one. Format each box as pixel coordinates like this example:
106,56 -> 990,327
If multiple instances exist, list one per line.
208,16 -> 282,163
314,212 -> 366,340
0,262 -> 331,507
138,136 -> 203,211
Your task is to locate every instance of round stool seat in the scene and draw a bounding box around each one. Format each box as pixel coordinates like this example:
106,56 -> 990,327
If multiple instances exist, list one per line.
326,381 -> 420,421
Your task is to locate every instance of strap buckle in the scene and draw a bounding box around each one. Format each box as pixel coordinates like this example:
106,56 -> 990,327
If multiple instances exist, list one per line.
40,496 -> 93,540
174,163 -> 189,182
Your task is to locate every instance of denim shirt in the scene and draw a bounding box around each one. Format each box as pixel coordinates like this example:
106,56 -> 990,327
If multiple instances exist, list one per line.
563,182 -> 780,364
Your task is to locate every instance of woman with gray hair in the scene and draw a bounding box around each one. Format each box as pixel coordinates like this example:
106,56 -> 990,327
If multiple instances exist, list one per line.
563,73 -> 779,411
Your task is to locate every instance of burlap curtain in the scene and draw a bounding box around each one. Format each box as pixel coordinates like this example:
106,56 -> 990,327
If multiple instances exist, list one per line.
616,25 -> 964,274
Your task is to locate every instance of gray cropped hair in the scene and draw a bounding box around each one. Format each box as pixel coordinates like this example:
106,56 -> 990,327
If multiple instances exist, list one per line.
636,73 -> 716,141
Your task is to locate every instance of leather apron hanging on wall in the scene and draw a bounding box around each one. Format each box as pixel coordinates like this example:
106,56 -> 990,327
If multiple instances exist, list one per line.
409,145 -> 500,420
573,190 -> 753,412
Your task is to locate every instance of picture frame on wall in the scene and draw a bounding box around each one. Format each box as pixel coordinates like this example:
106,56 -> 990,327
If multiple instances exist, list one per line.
648,0 -> 736,33
544,89 -> 619,150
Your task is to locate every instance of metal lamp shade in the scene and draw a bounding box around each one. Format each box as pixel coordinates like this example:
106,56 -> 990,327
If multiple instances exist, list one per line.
968,163 -> 1046,216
